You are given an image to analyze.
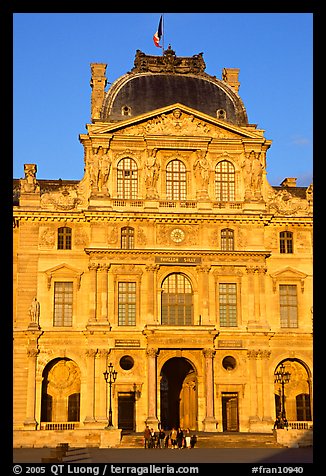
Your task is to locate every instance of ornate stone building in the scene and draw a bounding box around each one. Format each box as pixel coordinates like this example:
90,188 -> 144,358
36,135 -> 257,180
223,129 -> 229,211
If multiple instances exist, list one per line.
13,48 -> 313,445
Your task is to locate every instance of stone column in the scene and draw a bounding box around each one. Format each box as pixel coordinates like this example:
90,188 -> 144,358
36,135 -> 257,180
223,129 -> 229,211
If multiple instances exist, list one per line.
95,350 -> 110,424
247,350 -> 260,429
261,350 -> 274,426
88,263 -> 98,323
146,347 -> 159,427
196,265 -> 211,324
24,348 -> 39,429
258,267 -> 269,328
246,266 -> 255,326
84,349 -> 97,425
202,348 -> 217,431
145,265 -> 159,324
97,264 -> 110,323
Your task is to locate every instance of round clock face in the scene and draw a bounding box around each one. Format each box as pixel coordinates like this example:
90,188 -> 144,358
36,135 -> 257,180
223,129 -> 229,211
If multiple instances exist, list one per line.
170,228 -> 185,243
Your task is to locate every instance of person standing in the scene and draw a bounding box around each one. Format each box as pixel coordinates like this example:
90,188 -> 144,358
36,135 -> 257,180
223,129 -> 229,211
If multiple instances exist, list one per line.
185,428 -> 191,448
170,428 -> 177,449
144,425 -> 151,449
158,429 -> 166,448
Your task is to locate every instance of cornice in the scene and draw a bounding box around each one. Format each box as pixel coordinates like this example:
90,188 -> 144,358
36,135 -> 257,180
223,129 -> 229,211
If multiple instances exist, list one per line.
85,248 -> 271,260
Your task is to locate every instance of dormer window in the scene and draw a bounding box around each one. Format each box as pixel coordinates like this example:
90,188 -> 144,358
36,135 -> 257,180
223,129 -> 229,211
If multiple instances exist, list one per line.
122,105 -> 131,116
217,109 -> 226,120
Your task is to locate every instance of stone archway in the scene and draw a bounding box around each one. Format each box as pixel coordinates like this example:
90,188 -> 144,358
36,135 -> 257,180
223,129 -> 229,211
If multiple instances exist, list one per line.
274,359 -> 312,421
41,358 -> 81,423
160,357 -> 197,430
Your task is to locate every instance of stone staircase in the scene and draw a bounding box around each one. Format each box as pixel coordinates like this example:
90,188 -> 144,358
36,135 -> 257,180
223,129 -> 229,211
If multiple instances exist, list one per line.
119,432 -> 281,449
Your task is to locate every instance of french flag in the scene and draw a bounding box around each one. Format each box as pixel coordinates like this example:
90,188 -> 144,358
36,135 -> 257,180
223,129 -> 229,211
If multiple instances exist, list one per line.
153,15 -> 163,47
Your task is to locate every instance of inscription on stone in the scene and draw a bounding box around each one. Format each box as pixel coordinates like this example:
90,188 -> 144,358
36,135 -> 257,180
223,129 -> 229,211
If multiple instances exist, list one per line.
218,340 -> 243,348
115,339 -> 140,348
155,256 -> 202,264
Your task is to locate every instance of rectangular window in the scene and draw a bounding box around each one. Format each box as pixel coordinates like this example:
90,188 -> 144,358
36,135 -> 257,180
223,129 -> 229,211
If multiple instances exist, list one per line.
118,282 -> 136,326
219,283 -> 237,326
53,282 -> 73,326
279,284 -> 298,327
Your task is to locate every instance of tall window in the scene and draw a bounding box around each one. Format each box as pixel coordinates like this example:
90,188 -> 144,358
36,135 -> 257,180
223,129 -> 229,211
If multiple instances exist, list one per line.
53,282 -> 73,326
166,160 -> 187,200
215,160 -> 235,201
280,231 -> 293,253
57,227 -> 72,250
121,226 -> 134,249
117,158 -> 138,199
118,282 -> 136,326
221,228 -> 234,251
219,283 -> 237,326
279,284 -> 298,327
296,394 -> 312,421
161,273 -> 193,325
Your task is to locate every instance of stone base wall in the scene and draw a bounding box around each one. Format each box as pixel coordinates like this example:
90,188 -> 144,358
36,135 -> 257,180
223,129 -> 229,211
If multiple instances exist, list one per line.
13,429 -> 122,449
274,429 -> 313,448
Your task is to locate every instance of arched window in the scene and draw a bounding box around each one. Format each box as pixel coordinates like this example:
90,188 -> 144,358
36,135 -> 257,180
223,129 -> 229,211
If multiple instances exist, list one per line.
166,159 -> 187,200
221,228 -> 234,251
121,226 -> 134,249
280,231 -> 293,253
57,227 -> 72,250
161,273 -> 193,325
117,158 -> 138,199
215,160 -> 235,201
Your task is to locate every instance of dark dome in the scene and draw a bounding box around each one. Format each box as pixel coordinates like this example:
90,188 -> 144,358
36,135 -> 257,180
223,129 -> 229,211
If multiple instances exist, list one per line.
100,49 -> 248,126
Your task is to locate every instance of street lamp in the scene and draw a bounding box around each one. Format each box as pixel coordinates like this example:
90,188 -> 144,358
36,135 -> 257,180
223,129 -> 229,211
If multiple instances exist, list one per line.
274,363 -> 291,420
103,362 -> 118,428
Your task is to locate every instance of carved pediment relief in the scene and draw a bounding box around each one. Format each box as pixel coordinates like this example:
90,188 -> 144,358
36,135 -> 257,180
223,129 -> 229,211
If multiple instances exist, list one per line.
88,104 -> 262,140
115,109 -> 240,139
40,186 -> 81,210
266,188 -> 311,216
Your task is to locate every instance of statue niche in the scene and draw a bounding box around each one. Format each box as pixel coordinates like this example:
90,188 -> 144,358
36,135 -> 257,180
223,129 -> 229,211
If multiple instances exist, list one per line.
241,150 -> 264,201
88,146 -> 111,195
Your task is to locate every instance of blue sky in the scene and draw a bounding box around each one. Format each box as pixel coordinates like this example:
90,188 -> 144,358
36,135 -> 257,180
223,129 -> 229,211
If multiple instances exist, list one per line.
13,13 -> 313,186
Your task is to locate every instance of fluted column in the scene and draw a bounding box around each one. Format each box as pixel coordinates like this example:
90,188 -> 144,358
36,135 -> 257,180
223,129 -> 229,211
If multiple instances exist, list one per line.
24,348 -> 39,428
196,265 -> 211,324
145,265 -> 159,324
97,264 -> 110,323
247,350 -> 260,427
84,349 -> 97,424
88,263 -> 98,323
95,349 -> 110,423
146,347 -> 159,427
247,266 -> 269,329
261,350 -> 273,424
202,348 -> 217,431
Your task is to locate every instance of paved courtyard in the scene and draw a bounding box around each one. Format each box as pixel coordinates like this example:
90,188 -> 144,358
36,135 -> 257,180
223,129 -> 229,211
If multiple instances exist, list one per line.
13,446 -> 313,464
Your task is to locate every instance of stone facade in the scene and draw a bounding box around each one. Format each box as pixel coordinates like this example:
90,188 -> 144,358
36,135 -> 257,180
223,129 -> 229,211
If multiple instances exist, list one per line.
13,49 -> 313,446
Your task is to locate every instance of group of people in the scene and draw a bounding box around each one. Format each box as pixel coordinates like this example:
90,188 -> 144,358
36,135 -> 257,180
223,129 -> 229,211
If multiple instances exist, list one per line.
273,414 -> 289,430
144,426 -> 197,449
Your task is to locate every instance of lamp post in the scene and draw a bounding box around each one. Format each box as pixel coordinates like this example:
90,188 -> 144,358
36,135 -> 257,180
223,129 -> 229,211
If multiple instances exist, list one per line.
103,362 -> 117,428
274,363 -> 291,420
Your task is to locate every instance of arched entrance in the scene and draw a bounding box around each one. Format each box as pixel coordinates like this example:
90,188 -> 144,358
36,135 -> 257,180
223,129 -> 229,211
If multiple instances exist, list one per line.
274,359 -> 312,421
160,357 -> 197,430
41,358 -> 81,423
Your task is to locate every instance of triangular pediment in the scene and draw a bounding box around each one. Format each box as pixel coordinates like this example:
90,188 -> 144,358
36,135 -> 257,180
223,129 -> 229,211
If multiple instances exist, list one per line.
87,103 -> 264,140
270,267 -> 308,293
44,263 -> 84,289
270,267 -> 308,280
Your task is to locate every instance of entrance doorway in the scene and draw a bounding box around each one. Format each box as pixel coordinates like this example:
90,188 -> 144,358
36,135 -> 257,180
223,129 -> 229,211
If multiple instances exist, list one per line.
160,357 -> 197,430
222,392 -> 239,431
118,392 -> 135,431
